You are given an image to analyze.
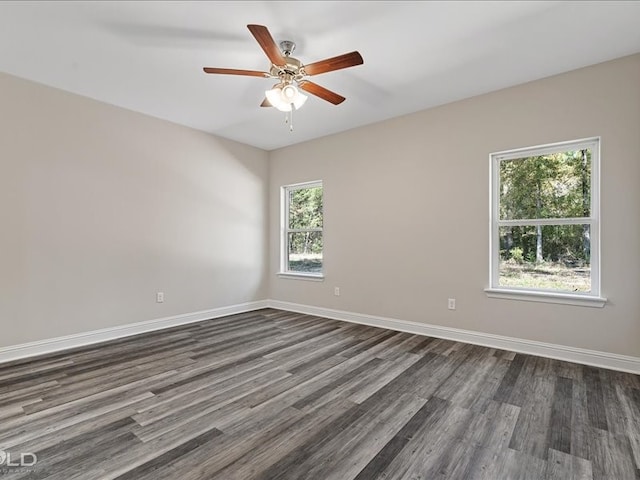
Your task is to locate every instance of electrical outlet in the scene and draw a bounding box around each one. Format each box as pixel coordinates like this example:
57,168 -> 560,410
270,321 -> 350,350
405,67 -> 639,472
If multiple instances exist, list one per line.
334,287 -> 340,296
156,292 -> 164,303
448,298 -> 456,310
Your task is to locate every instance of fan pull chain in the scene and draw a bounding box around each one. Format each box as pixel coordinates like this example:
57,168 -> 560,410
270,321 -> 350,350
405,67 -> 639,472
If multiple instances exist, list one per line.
284,106 -> 294,132
289,106 -> 294,132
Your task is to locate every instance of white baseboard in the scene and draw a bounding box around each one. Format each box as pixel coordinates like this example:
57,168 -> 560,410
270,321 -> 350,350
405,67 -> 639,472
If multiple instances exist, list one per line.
0,300 -> 269,365
3,299 -> 639,374
267,300 -> 640,374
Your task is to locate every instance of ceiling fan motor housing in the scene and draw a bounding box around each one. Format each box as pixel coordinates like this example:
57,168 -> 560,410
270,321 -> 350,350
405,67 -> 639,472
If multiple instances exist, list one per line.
270,55 -> 304,82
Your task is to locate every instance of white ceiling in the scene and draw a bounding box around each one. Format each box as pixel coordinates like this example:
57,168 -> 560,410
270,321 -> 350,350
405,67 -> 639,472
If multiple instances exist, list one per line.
0,1 -> 638,151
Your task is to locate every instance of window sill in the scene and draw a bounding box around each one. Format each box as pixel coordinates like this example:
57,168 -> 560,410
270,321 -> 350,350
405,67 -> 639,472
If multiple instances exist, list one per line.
484,288 -> 607,308
277,272 -> 325,282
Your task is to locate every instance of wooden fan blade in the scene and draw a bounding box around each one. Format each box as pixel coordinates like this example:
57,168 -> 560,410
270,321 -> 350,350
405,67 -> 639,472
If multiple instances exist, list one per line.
203,67 -> 269,77
303,51 -> 363,76
298,81 -> 345,105
260,98 -> 272,107
247,24 -> 285,66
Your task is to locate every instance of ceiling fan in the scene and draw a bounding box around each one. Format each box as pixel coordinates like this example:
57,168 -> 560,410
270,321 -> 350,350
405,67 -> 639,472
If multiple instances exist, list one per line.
203,24 -> 364,113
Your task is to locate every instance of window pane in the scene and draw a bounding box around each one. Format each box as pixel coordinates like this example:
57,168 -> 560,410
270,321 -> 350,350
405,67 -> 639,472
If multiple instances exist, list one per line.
288,231 -> 323,273
499,149 -> 591,220
289,187 -> 323,229
499,224 -> 591,292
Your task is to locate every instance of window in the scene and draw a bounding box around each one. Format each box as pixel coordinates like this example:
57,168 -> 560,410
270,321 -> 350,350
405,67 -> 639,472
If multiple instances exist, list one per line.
280,181 -> 323,278
487,138 -> 605,307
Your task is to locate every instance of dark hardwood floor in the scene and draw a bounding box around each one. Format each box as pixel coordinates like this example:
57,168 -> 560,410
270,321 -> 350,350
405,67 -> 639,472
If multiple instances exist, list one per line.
0,308 -> 639,479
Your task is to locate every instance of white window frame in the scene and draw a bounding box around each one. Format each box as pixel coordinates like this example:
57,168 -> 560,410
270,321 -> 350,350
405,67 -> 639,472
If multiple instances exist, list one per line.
278,180 -> 324,280
485,137 -> 606,307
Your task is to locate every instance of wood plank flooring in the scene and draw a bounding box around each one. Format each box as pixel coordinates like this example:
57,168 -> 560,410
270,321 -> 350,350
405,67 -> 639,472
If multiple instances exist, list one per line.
0,308 -> 638,479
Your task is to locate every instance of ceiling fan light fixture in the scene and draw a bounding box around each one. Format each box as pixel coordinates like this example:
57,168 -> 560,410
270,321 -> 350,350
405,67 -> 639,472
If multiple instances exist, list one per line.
292,90 -> 308,110
282,84 -> 297,101
265,84 -> 307,112
265,86 -> 291,112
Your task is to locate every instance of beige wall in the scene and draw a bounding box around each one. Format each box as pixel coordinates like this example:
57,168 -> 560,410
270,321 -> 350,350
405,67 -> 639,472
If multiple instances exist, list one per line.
0,72 -> 269,347
2,54 -> 638,358
269,54 -> 640,357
